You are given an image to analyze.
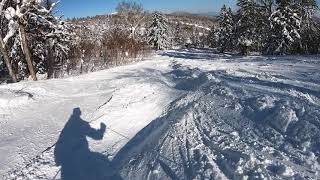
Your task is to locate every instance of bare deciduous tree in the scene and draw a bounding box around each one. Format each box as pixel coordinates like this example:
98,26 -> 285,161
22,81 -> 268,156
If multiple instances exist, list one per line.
116,1 -> 146,39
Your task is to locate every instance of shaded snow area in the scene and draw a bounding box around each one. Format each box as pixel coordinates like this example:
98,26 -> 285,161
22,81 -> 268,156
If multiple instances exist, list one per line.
1,49 -> 320,180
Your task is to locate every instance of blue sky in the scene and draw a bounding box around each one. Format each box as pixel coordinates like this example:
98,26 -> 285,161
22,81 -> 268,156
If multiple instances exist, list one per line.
57,0 -> 236,18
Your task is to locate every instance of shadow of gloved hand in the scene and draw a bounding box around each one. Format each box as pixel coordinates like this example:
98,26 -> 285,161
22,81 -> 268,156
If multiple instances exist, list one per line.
100,122 -> 106,132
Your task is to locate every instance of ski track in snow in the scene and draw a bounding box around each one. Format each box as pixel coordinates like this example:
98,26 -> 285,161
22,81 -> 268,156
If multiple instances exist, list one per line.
0,49 -> 320,180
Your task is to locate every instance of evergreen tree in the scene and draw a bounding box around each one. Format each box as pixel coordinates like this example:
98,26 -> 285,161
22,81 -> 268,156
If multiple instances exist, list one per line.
256,0 -> 276,53
257,0 -> 275,14
0,0 -> 71,80
235,0 -> 259,55
208,26 -> 218,48
148,12 -> 170,50
218,0 -> 319,55
235,0 -> 262,55
296,0 -> 320,54
217,5 -> 234,53
267,0 -> 302,54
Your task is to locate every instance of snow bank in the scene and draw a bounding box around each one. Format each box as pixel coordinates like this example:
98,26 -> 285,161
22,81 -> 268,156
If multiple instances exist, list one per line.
0,90 -> 33,108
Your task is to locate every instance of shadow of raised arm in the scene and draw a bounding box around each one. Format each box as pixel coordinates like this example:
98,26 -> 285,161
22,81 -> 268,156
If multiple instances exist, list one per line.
86,122 -> 106,140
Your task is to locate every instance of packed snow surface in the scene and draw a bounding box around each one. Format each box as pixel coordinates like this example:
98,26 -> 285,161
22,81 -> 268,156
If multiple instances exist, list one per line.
0,49 -> 320,180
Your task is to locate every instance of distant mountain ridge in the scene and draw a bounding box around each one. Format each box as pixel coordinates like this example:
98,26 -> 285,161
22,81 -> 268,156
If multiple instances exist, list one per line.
170,11 -> 218,17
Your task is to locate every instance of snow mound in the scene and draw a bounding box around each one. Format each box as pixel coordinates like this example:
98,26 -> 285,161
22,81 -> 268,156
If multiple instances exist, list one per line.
267,103 -> 299,133
0,90 -> 33,108
243,96 -> 300,133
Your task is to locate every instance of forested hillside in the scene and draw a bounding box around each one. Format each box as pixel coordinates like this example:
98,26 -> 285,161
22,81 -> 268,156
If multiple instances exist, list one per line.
1,0 -> 319,84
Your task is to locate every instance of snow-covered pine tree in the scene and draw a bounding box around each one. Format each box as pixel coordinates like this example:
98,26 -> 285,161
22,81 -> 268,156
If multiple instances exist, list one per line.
255,0 -> 276,53
207,26 -> 218,48
235,0 -> 264,55
148,12 -> 170,50
267,0 -> 302,54
296,0 -> 320,54
22,0 -> 71,79
217,5 -> 234,53
256,0 -> 275,14
1,0 -> 71,80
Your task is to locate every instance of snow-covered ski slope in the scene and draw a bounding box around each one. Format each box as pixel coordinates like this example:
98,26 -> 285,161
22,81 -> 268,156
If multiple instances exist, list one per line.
1,49 -> 320,180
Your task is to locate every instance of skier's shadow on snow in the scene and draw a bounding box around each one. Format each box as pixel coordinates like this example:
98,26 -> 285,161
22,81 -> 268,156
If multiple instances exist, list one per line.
54,107 -> 122,180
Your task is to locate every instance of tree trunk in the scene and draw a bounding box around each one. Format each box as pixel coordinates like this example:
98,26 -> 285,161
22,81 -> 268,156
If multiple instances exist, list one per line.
47,42 -> 54,79
19,24 -> 37,81
0,38 -> 18,82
